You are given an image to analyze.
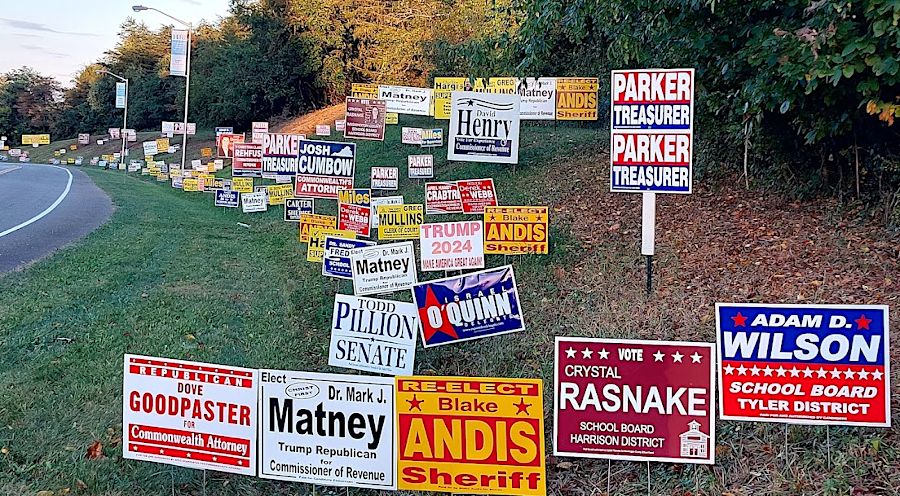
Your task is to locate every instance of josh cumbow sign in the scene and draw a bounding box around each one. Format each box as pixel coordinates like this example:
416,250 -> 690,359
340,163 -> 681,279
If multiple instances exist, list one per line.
716,303 -> 890,427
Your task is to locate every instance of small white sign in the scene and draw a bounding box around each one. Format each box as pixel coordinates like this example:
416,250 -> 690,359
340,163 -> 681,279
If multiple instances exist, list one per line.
350,241 -> 417,296
241,191 -> 268,213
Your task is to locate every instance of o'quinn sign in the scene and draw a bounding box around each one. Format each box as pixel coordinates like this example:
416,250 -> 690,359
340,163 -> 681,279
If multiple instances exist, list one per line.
610,69 -> 694,194
716,303 -> 890,427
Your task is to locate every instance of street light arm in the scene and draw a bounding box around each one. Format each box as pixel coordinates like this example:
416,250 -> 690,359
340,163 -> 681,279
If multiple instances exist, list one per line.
95,69 -> 127,82
132,5 -> 191,28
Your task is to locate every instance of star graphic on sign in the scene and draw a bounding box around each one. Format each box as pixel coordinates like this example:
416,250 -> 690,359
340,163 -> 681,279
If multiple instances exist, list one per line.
466,99 -> 475,107
750,365 -> 761,376
789,367 -> 800,378
855,314 -> 872,330
672,351 -> 684,363
776,366 -> 787,377
844,369 -> 857,380
816,367 -> 828,378
489,214 -> 497,221
597,348 -> 610,360
407,394 -> 424,411
803,367 -> 814,378
723,364 -> 736,375
830,368 -> 842,379
565,347 -> 576,358
653,350 -> 665,362
857,368 -> 870,380
513,398 -> 532,415
737,365 -> 748,375
691,352 -> 702,363
581,347 -> 593,359
763,366 -> 774,377
732,312 -> 748,327
871,370 -> 884,381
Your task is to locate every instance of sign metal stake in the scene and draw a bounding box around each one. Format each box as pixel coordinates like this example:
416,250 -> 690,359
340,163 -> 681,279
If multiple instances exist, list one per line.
641,192 -> 656,295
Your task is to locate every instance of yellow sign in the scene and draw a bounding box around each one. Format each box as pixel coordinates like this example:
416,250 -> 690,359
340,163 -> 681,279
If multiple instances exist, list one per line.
299,214 -> 337,243
233,177 -> 253,193
266,184 -> 293,205
201,147 -> 213,157
350,83 -> 379,99
433,78 -> 466,120
486,77 -> 516,94
69,145 -> 77,150
144,155 -> 154,163
54,151 -> 60,157
556,77 -> 599,120
21,134 -> 50,145
197,174 -> 215,191
396,376 -> 546,495
149,167 -> 161,176
385,113 -> 399,125
306,227 -> 355,263
156,138 -> 170,152
484,206 -> 549,255
378,204 -> 423,240
157,173 -> 169,181
183,178 -> 199,192
67,158 -> 75,164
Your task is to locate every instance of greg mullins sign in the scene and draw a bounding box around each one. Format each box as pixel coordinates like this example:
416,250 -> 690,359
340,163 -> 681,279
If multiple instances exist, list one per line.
554,337 -> 715,464
448,92 -> 521,164
259,371 -> 396,489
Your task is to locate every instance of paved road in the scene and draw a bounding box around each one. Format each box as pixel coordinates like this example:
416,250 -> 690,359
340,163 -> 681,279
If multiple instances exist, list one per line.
0,163 -> 113,275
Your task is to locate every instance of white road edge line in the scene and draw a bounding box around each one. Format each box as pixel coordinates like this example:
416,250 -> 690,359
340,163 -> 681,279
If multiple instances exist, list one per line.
0,166 -> 22,175
0,164 -> 74,238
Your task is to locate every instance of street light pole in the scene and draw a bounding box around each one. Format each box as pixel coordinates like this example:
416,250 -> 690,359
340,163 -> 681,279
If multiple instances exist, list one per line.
96,69 -> 128,175
132,5 -> 192,172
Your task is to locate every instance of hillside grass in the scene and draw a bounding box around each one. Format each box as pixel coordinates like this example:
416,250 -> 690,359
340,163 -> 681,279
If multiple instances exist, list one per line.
1,114 -> 898,496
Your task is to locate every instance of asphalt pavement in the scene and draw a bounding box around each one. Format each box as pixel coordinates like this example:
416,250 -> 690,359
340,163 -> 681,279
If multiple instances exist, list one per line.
0,163 -> 113,275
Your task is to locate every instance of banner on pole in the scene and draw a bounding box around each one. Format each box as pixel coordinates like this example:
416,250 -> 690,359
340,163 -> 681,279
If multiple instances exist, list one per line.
170,30 -> 188,77
115,82 -> 127,109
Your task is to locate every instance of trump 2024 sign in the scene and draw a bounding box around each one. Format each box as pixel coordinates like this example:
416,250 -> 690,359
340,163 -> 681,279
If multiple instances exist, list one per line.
716,303 -> 890,427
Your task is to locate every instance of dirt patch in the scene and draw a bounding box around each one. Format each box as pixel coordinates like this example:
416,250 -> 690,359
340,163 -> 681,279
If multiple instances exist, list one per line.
275,104 -> 346,136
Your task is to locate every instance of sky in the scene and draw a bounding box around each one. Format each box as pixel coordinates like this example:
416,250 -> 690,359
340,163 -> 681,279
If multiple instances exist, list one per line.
0,0 -> 232,86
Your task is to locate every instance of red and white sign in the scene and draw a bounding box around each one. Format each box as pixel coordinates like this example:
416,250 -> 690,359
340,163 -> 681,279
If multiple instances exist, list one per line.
371,166 -> 398,190
554,337 -> 715,464
316,124 -> 331,136
122,355 -> 257,475
420,221 -> 485,271
251,122 -> 268,144
232,143 -> 262,177
425,182 -> 462,214
457,178 -> 497,214
217,133 -> 245,159
339,203 -> 371,237
407,155 -> 433,179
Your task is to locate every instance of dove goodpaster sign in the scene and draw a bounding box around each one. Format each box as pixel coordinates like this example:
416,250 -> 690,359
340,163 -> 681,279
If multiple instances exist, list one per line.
448,92 -> 520,164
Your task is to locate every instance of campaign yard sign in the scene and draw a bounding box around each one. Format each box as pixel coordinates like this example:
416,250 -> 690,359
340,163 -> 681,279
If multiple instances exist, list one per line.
716,303 -> 890,427
284,198 -> 314,222
379,85 -> 433,116
419,221 -> 485,272
78,133 -> 90,144
232,177 -> 253,193
554,337 -> 716,464
323,237 -> 376,279
448,92 -> 521,164
345,97 -> 386,141
338,188 -> 372,237
412,265 -> 523,348
217,133 -> 244,159
610,69 -> 694,194
215,190 -> 239,208
267,184 -> 293,206
350,83 -> 380,99
263,133 -> 303,176
232,143 -> 263,177
484,206 -> 549,255
122,355 -> 257,475
316,125 -> 331,136
396,376 -> 546,495
350,242 -> 417,296
241,192 -> 268,213
517,78 -> 557,120
296,140 -> 356,199
378,204 -> 424,240
371,167 -> 399,190
421,129 -> 443,147
307,227 -> 356,263
299,214 -> 337,243
258,371 -> 396,488
328,294 -> 420,375
556,77 -> 599,120
251,121 -> 268,144
408,155 -> 433,179
457,178 -> 497,214
433,77 -> 466,120
371,196 -> 403,230
402,127 -> 423,145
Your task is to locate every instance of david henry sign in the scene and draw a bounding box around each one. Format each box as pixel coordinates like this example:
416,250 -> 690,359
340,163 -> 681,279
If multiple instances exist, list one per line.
554,338 -> 715,464
122,355 -> 257,474
259,371 -> 396,488
716,303 -> 890,427
448,92 -> 520,164
396,376 -> 546,495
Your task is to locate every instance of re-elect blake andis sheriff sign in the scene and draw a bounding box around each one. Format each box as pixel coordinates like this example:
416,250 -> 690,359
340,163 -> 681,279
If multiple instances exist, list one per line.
716,303 -> 890,427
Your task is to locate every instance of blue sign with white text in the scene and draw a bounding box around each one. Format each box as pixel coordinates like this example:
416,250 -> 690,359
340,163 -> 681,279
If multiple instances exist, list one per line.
322,237 -> 376,279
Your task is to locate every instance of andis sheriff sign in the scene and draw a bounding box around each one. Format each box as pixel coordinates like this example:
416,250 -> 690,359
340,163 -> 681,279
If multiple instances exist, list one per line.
554,338 -> 715,464
323,237 -> 376,279
259,371 -> 396,488
122,355 -> 257,475
350,241 -> 418,296
396,376 -> 546,495
215,190 -> 240,208
329,294 -> 420,375
262,133 -> 303,176
413,265 -> 523,348
420,221 -> 485,272
484,206 -> 548,255
295,140 -> 356,199
610,69 -> 694,193
448,92 -> 521,164
716,303 -> 890,427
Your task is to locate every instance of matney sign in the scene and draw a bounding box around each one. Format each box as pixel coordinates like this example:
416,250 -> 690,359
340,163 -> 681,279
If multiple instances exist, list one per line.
448,92 -> 521,164
350,241 -> 417,296
610,69 -> 694,194
716,303 -> 890,427
396,376 -> 546,495
328,294 -> 419,375
378,85 -> 432,116
122,355 -> 257,475
419,220 -> 485,272
259,371 -> 396,488
553,337 -> 715,464
262,133 -> 303,176
296,140 -> 356,199
412,265 -> 523,348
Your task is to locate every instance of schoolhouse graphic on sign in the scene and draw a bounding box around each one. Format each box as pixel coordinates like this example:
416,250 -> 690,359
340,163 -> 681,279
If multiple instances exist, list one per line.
679,421 -> 709,458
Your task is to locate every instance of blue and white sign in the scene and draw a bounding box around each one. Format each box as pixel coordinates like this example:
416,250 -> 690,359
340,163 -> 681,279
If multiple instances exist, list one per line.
215,127 -> 234,137
412,265 -> 524,348
215,189 -> 239,208
115,82 -> 126,109
328,294 -> 420,375
170,30 -> 188,77
448,92 -> 520,164
322,236 -> 376,279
